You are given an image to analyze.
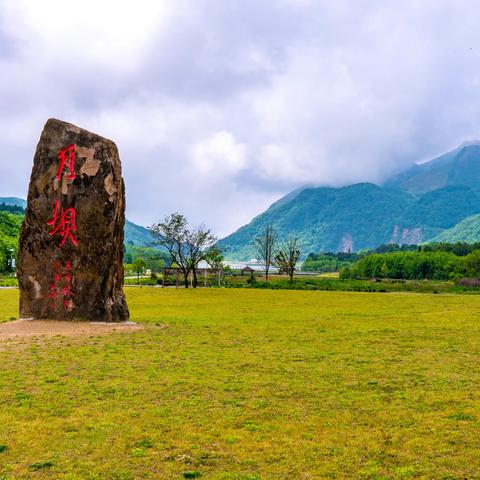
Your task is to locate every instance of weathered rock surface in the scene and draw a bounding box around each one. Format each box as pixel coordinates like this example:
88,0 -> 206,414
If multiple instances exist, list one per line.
18,118 -> 129,322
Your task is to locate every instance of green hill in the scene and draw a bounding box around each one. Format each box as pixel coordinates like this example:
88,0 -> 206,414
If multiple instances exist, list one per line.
430,214 -> 480,243
124,219 -> 154,246
219,182 -> 480,260
0,197 -> 26,208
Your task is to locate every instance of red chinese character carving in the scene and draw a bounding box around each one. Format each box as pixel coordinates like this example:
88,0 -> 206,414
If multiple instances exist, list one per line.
48,264 -> 61,311
48,261 -> 75,312
48,283 -> 59,300
47,199 -> 78,247
48,145 -> 78,311
61,284 -> 74,298
61,261 -> 74,311
56,144 -> 76,181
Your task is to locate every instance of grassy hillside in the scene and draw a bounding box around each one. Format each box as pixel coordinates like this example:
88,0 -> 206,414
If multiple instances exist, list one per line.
219,183 -> 480,260
1,288 -> 480,478
431,213 -> 480,243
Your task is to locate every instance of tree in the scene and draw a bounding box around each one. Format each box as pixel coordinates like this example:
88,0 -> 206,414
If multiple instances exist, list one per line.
466,250 -> 480,277
133,257 -> 146,284
274,236 -> 301,283
0,211 -> 22,273
205,246 -> 225,269
204,246 -> 225,286
254,225 -> 277,280
150,213 -> 217,288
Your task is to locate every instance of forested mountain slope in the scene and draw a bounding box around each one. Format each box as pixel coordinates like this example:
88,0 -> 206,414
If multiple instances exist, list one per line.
219,143 -> 480,259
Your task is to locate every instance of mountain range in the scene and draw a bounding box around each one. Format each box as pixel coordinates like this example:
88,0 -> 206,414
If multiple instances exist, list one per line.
0,197 -> 26,208
218,142 -> 480,260
5,141 -> 480,260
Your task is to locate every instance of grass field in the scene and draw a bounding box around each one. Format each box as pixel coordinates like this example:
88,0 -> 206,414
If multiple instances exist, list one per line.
1,288 -> 480,479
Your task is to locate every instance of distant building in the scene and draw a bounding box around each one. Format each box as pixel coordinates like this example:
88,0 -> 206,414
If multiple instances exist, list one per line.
241,266 -> 255,276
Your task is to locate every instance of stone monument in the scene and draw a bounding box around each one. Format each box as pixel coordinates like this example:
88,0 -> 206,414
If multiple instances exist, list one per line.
17,118 -> 130,322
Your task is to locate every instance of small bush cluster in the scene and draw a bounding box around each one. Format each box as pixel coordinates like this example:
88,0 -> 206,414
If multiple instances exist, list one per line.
0,276 -> 17,287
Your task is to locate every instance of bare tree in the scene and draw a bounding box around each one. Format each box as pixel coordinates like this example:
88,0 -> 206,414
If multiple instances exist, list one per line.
274,236 -> 301,283
150,213 -> 217,288
254,225 -> 277,280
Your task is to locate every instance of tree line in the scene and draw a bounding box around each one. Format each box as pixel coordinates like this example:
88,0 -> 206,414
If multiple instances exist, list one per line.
301,244 -> 418,273
0,203 -> 24,215
302,242 -> 480,273
341,249 -> 480,281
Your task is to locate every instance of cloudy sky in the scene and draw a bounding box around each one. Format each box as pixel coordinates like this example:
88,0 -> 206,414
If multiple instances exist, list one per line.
1,0 -> 480,236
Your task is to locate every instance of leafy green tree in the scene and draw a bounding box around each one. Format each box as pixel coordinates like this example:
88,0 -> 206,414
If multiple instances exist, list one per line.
205,246 -> 225,269
133,257 -> 147,284
465,250 -> 480,277
0,212 -> 22,274
274,236 -> 301,283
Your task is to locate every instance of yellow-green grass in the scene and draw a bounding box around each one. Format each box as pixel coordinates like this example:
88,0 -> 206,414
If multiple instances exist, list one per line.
1,288 -> 480,479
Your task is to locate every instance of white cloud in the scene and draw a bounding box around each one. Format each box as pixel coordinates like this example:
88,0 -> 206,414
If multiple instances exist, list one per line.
190,131 -> 247,178
3,0 -> 172,70
258,143 -> 303,181
2,0 -> 480,236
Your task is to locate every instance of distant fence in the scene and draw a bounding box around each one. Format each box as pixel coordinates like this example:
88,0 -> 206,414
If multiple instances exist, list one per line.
457,278 -> 480,287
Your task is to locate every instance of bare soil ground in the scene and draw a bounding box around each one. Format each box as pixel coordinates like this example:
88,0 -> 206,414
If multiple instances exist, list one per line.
0,318 -> 143,341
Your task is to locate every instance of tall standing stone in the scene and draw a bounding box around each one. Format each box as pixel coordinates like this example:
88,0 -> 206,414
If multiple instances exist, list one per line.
18,118 -> 129,322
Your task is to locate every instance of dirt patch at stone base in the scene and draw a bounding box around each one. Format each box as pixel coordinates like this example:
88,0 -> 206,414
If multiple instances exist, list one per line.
0,318 -> 143,341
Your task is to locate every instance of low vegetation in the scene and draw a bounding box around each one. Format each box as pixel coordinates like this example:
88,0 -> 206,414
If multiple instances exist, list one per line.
1,288 -> 480,478
222,273 -> 480,294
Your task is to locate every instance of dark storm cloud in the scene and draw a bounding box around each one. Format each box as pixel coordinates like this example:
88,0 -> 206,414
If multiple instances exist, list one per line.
1,0 -> 480,235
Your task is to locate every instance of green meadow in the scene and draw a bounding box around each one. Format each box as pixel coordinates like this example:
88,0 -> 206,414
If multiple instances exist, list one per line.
1,288 -> 480,479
